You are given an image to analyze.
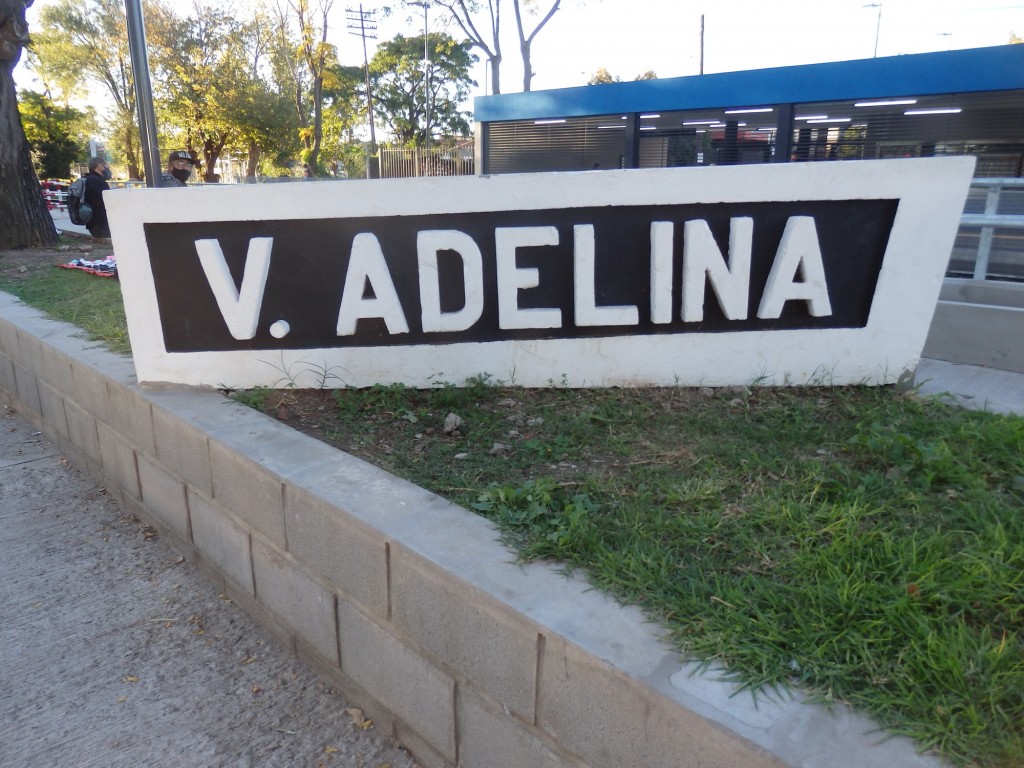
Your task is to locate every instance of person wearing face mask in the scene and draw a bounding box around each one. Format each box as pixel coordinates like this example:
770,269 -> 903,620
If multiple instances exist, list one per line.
161,150 -> 197,187
83,156 -> 113,238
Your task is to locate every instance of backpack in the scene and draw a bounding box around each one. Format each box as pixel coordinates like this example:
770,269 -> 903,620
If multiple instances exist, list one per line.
67,177 -> 92,226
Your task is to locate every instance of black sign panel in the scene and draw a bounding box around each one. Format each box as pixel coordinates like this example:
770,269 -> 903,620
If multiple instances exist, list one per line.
145,200 -> 896,353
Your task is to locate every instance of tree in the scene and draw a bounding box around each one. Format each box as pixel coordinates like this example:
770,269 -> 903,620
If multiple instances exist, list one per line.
30,0 -> 141,179
291,0 -> 335,170
512,0 -> 560,92
18,88 -> 92,178
0,0 -> 56,249
146,2 -> 270,181
430,0 -> 503,94
587,67 -> 656,84
370,32 -> 474,145
587,66 -> 616,85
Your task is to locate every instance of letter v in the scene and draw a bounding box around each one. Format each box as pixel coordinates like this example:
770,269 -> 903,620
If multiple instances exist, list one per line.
194,237 -> 273,340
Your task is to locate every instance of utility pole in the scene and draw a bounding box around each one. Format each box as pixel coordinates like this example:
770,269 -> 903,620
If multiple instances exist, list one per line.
699,14 -> 704,75
863,3 -> 882,57
124,0 -> 161,185
346,4 -> 379,178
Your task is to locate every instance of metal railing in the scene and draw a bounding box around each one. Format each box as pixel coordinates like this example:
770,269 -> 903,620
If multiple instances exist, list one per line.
950,179 -> 1024,282
378,140 -> 475,179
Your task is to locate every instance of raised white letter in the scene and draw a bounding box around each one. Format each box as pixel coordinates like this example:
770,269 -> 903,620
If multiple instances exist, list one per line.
650,221 -> 674,324
757,216 -> 833,319
336,233 -> 410,336
574,225 -> 638,327
682,217 -> 752,322
195,237 -> 273,340
418,230 -> 484,333
495,226 -> 562,330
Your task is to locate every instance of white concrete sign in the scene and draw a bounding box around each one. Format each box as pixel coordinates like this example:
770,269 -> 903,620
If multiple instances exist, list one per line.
106,157 -> 975,388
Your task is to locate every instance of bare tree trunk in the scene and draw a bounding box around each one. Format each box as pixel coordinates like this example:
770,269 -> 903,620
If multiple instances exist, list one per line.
0,0 -> 57,249
246,140 -> 260,180
514,0 -> 561,93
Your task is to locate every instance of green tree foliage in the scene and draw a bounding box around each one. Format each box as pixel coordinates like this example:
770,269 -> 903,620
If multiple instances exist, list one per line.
17,88 -> 92,178
146,1 -> 276,181
29,0 -> 141,178
587,67 -> 657,85
317,61 -> 371,176
370,31 -> 475,146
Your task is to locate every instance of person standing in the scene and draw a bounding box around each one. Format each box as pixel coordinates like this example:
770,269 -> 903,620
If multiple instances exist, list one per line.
160,150 -> 197,187
83,157 -> 112,238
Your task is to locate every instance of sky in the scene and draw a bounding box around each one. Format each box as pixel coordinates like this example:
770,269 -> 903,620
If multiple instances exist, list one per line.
16,0 -> 1024,113
333,0 -> 1024,98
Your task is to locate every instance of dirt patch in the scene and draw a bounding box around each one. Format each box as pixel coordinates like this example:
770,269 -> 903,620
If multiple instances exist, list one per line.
0,237 -> 113,282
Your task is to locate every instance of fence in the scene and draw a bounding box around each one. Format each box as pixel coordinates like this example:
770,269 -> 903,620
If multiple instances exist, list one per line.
378,140 -> 475,179
950,179 -> 1024,282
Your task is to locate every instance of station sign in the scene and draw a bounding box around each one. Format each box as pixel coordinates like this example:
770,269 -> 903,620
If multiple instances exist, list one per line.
106,157 -> 974,389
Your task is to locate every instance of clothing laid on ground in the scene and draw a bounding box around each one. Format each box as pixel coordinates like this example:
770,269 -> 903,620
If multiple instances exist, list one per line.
83,171 -> 111,238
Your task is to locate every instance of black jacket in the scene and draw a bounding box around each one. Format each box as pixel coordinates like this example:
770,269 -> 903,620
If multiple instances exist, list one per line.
83,171 -> 110,236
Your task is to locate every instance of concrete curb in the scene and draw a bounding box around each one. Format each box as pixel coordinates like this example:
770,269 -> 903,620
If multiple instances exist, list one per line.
0,291 -> 947,768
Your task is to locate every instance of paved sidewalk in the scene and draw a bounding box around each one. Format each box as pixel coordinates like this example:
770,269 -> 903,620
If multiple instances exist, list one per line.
914,358 -> 1024,416
0,402 -> 419,768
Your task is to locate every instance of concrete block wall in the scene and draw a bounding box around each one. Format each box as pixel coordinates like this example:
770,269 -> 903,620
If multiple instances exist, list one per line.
0,291 -> 948,768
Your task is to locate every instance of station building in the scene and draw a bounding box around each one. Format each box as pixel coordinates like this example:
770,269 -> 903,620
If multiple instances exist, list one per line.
472,45 -> 1024,178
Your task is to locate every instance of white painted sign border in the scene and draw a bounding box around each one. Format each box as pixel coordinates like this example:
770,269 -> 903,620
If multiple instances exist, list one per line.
106,156 -> 976,388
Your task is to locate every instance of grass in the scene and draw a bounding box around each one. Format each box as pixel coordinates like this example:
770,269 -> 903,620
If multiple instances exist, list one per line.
0,255 -> 130,355
2,259 -> 1022,766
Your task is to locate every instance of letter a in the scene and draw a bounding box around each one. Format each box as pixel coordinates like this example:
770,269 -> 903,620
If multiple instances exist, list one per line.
337,233 -> 410,336
195,237 -> 273,340
757,216 -> 833,319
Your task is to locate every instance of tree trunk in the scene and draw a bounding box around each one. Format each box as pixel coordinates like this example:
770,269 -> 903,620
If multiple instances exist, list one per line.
246,140 -> 260,180
521,42 -> 532,92
490,55 -> 501,95
0,0 -> 57,249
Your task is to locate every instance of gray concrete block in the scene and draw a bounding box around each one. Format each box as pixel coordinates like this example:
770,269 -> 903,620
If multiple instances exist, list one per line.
96,421 -> 140,500
36,382 -> 70,440
137,452 -> 190,544
210,440 -> 286,549
13,327 -> 45,377
391,545 -> 538,721
252,538 -> 338,666
188,487 -> 254,597
457,684 -> 581,768
0,313 -> 18,359
0,353 -> 17,402
284,483 -> 388,617
151,403 -> 213,496
11,360 -> 40,417
337,599 -> 456,762
106,380 -> 156,456
62,398 -> 100,465
70,360 -> 111,423
538,635 -> 778,768
38,343 -> 75,397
